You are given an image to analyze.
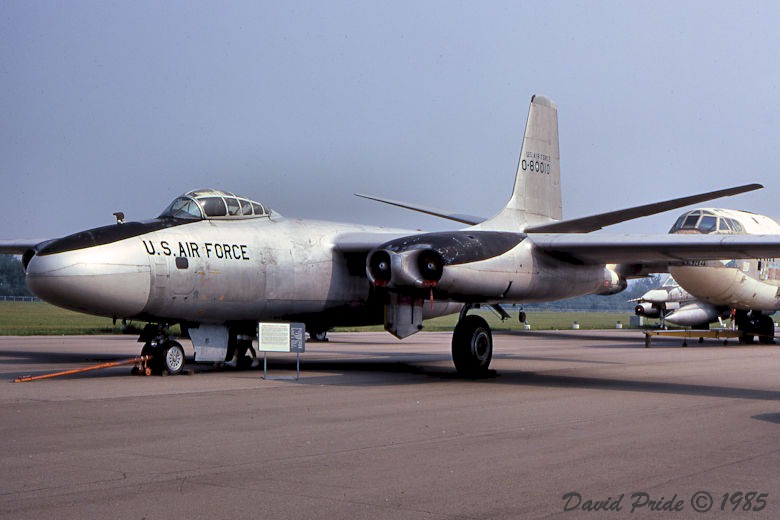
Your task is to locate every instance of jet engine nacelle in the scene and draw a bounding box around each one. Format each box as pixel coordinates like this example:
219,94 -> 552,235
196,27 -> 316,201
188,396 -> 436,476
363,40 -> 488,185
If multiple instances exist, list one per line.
366,230 -> 526,295
594,267 -> 627,295
367,247 -> 444,289
635,301 -> 661,318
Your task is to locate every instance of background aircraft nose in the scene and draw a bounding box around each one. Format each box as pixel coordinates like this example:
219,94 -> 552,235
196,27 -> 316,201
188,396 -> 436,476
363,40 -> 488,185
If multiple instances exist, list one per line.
26,247 -> 152,318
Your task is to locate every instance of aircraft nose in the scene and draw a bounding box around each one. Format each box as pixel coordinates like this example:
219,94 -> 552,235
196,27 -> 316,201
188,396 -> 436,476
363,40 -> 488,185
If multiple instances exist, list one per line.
26,246 -> 151,318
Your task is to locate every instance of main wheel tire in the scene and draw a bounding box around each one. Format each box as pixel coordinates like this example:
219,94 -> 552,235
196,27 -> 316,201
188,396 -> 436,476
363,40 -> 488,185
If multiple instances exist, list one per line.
452,315 -> 493,377
162,341 -> 185,375
758,315 -> 775,344
310,330 -> 328,342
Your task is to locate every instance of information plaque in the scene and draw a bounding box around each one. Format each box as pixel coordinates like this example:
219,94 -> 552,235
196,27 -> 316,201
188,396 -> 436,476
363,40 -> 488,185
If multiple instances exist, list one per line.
257,322 -> 306,379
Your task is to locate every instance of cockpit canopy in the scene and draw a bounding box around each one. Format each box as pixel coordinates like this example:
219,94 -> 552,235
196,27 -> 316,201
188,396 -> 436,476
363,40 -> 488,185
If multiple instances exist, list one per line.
669,209 -> 745,234
160,189 -> 270,220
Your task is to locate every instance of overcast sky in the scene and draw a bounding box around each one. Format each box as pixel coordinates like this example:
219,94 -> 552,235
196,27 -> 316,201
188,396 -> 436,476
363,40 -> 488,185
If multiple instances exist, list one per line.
2,1 -> 779,239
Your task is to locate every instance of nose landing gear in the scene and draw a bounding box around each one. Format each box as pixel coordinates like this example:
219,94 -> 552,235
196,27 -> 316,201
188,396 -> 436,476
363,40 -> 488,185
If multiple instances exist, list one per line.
138,324 -> 187,375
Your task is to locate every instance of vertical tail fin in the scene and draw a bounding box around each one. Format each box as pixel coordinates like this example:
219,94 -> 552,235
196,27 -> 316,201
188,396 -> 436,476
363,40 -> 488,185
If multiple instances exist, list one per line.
481,94 -> 561,229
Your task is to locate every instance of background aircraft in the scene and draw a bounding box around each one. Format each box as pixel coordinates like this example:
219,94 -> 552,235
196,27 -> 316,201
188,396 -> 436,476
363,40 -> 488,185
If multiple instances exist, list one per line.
662,207 -> 780,342
2,95 -> 779,376
632,275 -> 729,329
632,208 -> 780,342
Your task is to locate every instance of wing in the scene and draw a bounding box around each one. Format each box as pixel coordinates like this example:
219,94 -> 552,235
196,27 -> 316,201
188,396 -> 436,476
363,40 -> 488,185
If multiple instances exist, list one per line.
0,239 -> 47,255
529,233 -> 780,265
355,184 -> 761,230
524,183 -> 762,233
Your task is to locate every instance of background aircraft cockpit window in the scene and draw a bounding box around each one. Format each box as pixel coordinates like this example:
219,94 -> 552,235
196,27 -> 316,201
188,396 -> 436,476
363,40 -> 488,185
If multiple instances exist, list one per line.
225,197 -> 241,216
201,197 -> 227,217
681,213 -> 700,229
698,215 -> 717,233
669,215 -> 686,233
239,199 -> 253,215
728,219 -> 745,233
669,210 -> 732,234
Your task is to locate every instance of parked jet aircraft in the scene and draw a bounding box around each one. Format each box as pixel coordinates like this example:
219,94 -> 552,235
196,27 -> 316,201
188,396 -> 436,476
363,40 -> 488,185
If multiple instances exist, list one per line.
633,275 -> 727,328
661,207 -> 780,342
2,95 -> 778,376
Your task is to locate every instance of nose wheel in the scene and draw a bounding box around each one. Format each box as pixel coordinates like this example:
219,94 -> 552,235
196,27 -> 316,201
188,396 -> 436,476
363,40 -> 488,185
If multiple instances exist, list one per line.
139,339 -> 186,375
161,341 -> 186,375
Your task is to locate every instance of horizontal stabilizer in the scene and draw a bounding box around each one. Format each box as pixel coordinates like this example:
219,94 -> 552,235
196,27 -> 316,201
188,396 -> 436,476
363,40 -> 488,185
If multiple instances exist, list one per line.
355,193 -> 485,225
524,183 -> 763,233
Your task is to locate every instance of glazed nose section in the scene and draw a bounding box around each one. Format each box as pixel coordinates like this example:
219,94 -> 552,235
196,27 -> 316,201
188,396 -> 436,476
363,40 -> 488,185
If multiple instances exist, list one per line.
26,246 -> 152,318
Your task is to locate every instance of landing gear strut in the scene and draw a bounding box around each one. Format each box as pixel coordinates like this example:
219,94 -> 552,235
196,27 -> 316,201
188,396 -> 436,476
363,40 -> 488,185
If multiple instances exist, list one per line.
452,314 -> 493,377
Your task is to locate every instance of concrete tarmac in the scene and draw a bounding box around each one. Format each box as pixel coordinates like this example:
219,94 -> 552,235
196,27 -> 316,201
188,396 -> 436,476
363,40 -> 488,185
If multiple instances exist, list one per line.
1,330 -> 779,519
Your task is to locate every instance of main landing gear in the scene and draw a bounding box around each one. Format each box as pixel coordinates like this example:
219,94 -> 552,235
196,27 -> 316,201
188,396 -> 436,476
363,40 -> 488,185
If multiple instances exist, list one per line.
138,324 -> 187,375
451,306 -> 493,377
735,310 -> 776,345
308,328 -> 329,342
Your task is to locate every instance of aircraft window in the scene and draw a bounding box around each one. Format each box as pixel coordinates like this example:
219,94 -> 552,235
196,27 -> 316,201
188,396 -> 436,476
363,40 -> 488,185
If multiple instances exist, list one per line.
718,218 -> 732,232
698,215 -> 717,233
669,215 -> 686,233
252,202 -> 267,215
682,215 -> 700,229
201,197 -> 227,217
175,189 -> 272,219
160,197 -> 203,220
225,197 -> 241,216
729,219 -> 744,233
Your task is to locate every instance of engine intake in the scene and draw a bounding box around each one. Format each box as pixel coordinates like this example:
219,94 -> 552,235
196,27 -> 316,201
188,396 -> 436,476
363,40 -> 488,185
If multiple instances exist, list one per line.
367,250 -> 392,286
366,248 -> 444,289
417,250 -> 443,285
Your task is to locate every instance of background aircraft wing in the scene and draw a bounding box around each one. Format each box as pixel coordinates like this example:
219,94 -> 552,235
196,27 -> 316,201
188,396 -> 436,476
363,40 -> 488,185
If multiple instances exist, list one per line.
529,233 -> 780,265
0,239 -> 47,255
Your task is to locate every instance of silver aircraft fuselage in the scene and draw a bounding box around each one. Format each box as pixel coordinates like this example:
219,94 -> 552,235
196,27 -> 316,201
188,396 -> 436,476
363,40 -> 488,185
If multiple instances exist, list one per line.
25,215 -> 419,325
24,213 -> 611,326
